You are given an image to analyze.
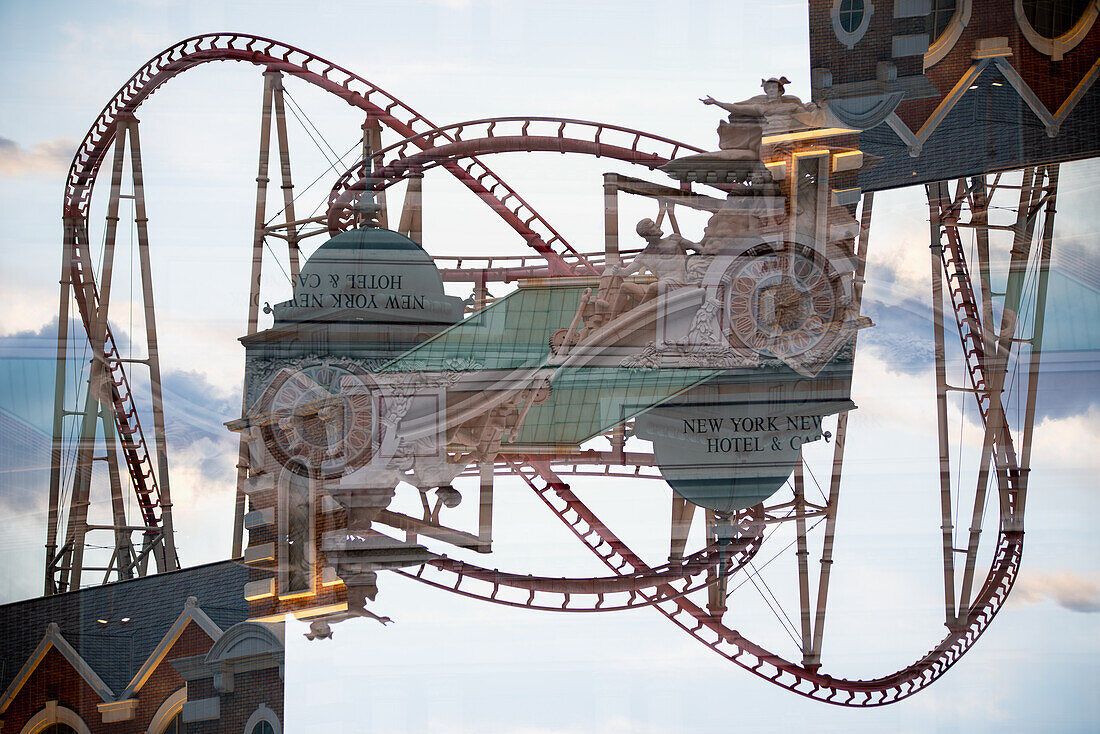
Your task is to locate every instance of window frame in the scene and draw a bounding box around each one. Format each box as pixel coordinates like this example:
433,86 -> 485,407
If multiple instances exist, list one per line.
243,704 -> 283,734
831,0 -> 875,48
278,459 -> 316,598
924,0 -> 972,69
18,705 -> 90,734
1015,0 -> 1099,61
146,688 -> 187,734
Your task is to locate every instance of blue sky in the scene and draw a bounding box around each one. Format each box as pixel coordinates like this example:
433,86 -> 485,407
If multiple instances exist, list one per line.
2,1 -> 1099,731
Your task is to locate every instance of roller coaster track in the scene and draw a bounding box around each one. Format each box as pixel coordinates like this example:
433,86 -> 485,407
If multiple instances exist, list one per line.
327,117 -> 706,234
60,33 -> 616,538
938,216 -> 1021,478
58,34 -> 1033,703
66,228 -> 164,530
495,195 -> 1032,703
511,454 -> 1023,706
380,175 -> 1026,701
64,34 -> 590,273
396,534 -> 762,613
453,451 -> 665,480
495,192 -> 1031,703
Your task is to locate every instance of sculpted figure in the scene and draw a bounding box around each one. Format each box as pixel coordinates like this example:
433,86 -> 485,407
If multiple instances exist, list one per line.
686,296 -> 724,347
614,219 -> 700,285
602,218 -> 702,316
702,76 -> 827,136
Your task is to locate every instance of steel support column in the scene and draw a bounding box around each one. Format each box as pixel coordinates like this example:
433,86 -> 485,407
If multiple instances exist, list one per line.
127,117 -> 178,573
809,191 -> 873,665
927,180 -> 959,629
233,70 -> 278,559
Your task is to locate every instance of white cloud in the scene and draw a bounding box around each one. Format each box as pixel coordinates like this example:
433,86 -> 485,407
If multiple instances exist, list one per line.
0,285 -> 60,337
421,0 -> 475,10
0,137 -> 75,177
1009,570 -> 1100,613
1028,406 -> 1100,473
160,434 -> 238,566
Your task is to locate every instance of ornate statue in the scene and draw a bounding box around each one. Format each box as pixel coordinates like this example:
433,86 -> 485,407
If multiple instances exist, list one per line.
701,76 -> 828,137
601,218 -> 703,317
613,219 -> 701,285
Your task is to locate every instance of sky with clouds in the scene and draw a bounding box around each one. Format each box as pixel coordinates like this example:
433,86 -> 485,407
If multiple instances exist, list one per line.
1,1 -> 1099,731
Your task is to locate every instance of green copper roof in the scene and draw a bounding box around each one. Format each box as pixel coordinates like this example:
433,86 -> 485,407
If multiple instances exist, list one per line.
272,226 -> 463,324
381,284 -> 587,371
381,284 -> 720,445
315,226 -> 426,252
511,366 -> 718,446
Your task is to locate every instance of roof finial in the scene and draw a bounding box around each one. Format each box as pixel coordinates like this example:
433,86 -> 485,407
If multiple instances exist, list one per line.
354,196 -> 383,228
354,137 -> 383,229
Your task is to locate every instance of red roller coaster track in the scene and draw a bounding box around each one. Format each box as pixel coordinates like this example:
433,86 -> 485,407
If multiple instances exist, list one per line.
59,32 -> 1028,707
326,116 -> 706,234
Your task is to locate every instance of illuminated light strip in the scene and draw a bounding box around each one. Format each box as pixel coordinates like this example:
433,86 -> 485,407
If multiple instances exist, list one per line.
762,128 -> 860,144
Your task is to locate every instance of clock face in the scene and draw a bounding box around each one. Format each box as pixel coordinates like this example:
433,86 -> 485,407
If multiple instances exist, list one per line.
260,361 -> 374,475
725,244 -> 842,360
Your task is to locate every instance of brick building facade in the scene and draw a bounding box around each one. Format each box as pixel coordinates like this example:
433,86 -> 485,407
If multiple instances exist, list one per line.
809,0 -> 1100,189
0,561 -> 283,734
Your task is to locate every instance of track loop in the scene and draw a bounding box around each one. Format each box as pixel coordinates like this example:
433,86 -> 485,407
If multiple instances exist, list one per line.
65,33 -> 583,273
511,456 -> 1024,706
325,116 -> 704,242
62,34 -> 619,536
395,538 -> 759,613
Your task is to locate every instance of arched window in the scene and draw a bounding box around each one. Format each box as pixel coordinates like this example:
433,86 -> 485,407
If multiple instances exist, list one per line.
1023,0 -> 1091,37
160,712 -> 183,734
279,461 -> 314,595
1016,0 -> 1098,60
927,0 -> 958,42
924,0 -> 972,69
831,0 -> 874,48
244,704 -> 282,734
18,705 -> 90,734
146,687 -> 187,734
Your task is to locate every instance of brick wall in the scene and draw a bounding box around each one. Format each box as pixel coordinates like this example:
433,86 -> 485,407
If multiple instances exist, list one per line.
2,647 -> 105,734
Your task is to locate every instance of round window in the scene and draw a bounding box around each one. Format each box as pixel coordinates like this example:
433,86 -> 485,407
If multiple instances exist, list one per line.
1016,0 -> 1097,60
831,0 -> 874,48
838,0 -> 865,32
927,0 -> 958,43
1023,0 -> 1090,38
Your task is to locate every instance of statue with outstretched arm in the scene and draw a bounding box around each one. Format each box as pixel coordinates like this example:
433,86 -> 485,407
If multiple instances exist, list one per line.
702,77 -> 828,134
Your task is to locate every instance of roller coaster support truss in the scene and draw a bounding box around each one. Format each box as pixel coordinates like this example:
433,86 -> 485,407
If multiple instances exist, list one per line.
47,114 -> 178,594
54,35 -> 707,586
926,165 -> 1057,631
233,69 -> 310,558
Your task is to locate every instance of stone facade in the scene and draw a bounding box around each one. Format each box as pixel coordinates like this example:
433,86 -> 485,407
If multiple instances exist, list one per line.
809,0 -> 1100,189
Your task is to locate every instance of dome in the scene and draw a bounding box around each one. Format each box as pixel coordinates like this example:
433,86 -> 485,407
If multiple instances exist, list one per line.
633,382 -> 846,514
637,405 -> 802,514
271,227 -> 464,325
